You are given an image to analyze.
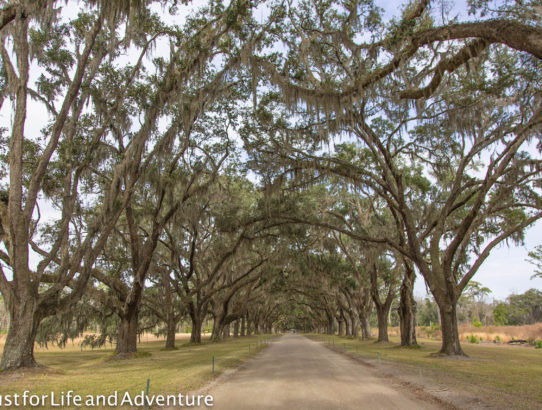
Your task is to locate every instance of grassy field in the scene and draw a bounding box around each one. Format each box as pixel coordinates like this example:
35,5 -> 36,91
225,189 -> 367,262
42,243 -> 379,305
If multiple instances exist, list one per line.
309,334 -> 542,409
385,323 -> 542,344
0,333 -> 275,409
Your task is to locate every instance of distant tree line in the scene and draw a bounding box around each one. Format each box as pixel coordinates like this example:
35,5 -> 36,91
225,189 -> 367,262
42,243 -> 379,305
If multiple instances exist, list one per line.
493,289 -> 542,326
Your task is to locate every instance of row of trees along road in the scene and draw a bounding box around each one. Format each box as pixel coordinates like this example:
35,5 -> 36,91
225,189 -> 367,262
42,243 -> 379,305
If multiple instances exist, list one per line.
0,0 -> 541,369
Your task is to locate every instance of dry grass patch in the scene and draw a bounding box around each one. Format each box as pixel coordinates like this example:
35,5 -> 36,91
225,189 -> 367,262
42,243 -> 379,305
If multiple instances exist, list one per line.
388,323 -> 542,344
458,322 -> 542,343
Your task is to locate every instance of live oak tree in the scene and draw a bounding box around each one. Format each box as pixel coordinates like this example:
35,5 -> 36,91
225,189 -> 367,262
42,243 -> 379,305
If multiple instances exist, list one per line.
0,0 -> 255,369
526,245 -> 542,280
87,69 -> 242,356
243,0 -> 542,356
155,172 -> 268,343
142,263 -> 186,349
2,0 -> 541,366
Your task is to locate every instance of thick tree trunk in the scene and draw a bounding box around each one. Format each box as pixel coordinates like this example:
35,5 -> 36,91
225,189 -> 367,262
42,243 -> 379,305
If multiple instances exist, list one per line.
437,300 -> 465,356
327,313 -> 334,335
375,306 -> 390,343
165,316 -> 177,349
398,262 -> 417,347
338,318 -> 345,336
190,313 -> 203,343
349,311 -> 359,337
233,320 -> 239,337
211,317 -> 223,341
116,307 -> 138,354
360,315 -> 371,339
0,297 -> 41,370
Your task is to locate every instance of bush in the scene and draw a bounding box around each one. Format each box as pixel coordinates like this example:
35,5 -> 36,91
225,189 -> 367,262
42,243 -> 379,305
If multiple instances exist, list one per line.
535,341 -> 542,349
473,318 -> 483,328
466,334 -> 479,344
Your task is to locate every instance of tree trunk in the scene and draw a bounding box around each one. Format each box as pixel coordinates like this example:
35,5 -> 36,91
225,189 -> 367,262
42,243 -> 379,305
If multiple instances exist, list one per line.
358,288 -> 373,339
375,306 -> 390,343
233,320 -> 239,337
211,317 -> 223,341
0,297 -> 41,370
246,314 -> 253,336
350,311 -> 359,337
338,318 -> 345,336
116,307 -> 138,354
254,320 -> 260,334
327,312 -> 334,335
398,263 -> 417,347
369,262 -> 395,343
437,299 -> 465,356
190,313 -> 203,343
360,314 -> 371,339
240,315 -> 246,336
345,314 -> 351,336
165,316 -> 177,349
222,323 -> 230,339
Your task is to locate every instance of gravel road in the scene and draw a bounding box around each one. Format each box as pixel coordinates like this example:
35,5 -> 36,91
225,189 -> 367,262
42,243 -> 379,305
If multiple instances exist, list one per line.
200,334 -> 440,410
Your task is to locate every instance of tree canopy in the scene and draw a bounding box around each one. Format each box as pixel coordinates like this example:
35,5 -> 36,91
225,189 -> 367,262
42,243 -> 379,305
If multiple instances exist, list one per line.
0,0 -> 541,369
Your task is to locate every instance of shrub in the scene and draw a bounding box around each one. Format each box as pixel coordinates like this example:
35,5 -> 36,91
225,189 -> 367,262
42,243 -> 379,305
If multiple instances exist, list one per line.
535,341 -> 542,349
473,318 -> 483,328
466,334 -> 480,344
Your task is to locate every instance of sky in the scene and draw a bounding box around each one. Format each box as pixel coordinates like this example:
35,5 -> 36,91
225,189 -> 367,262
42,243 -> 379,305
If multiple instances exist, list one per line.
0,0 -> 541,302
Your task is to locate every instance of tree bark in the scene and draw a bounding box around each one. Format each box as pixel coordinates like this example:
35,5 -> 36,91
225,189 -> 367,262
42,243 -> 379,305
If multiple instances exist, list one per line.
338,317 -> 345,336
326,311 -> 334,335
211,316 -> 222,341
190,311 -> 203,343
349,311 -> 359,337
165,315 -> 177,349
240,315 -> 246,336
398,261 -> 417,347
0,296 -> 41,370
358,289 -> 373,339
116,307 -> 138,354
436,298 -> 466,356
222,323 -> 230,339
233,320 -> 239,337
370,262 -> 396,343
344,313 -> 351,336
375,305 -> 390,343
246,313 -> 253,336
360,314 -> 371,339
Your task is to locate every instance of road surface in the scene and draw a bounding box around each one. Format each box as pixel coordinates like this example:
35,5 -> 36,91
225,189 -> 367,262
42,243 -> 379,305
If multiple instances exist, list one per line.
202,334 -> 439,410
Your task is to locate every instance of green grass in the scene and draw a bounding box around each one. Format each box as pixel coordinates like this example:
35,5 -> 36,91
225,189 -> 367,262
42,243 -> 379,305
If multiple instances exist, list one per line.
309,334 -> 542,409
0,334 -> 276,409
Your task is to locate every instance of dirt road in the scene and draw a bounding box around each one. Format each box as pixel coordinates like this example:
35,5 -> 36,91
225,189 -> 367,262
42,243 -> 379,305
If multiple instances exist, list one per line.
201,334 -> 440,410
